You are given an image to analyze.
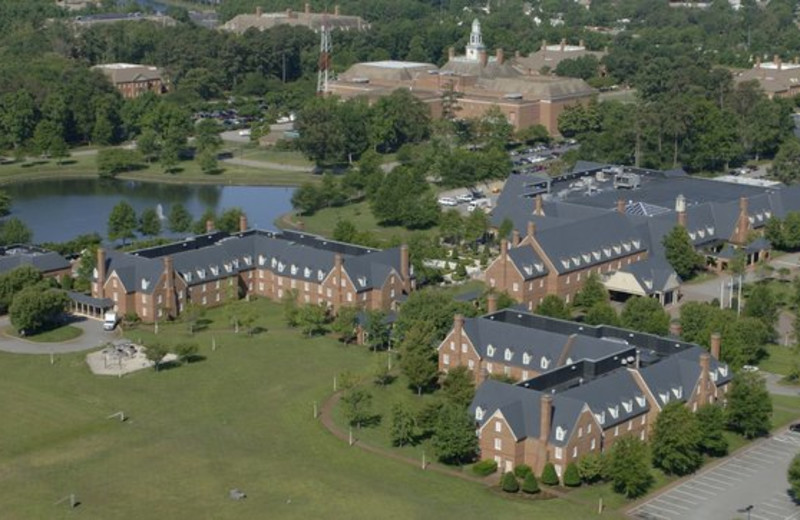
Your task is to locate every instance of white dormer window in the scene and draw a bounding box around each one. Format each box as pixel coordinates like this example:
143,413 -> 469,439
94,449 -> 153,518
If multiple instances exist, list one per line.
504,348 -> 512,361
487,344 -> 495,357
632,240 -> 641,249
635,395 -> 646,408
540,357 -> 550,370
644,279 -> 653,290
659,392 -> 670,404
232,259 -> 239,268
592,251 -> 601,260
523,266 -> 533,276
608,406 -> 619,419
613,244 -> 621,254
243,255 -> 252,266
756,213 -> 764,222
571,256 -> 580,266
622,241 -> 631,252
555,426 -> 566,441
697,229 -> 706,239
258,255 -> 266,266
475,407 -> 484,421
184,272 -> 192,282
565,357 -> 573,365
603,247 -> 611,257
141,279 -> 149,291
277,263 -> 285,273
765,211 -> 772,219
197,269 -> 206,279
210,266 -> 219,276
748,216 -> 755,224
689,231 -> 697,240
358,276 -> 367,287
290,264 -> 298,275
561,259 -> 570,269
534,262 -> 544,272
523,353 -> 531,365
582,253 -> 591,263
707,226 -> 715,235
271,258 -> 277,268
595,412 -> 606,425
304,267 -> 311,278
720,366 -> 728,377
710,371 -> 718,382
672,386 -> 683,399
622,400 -> 633,413
224,263 -> 232,273
317,270 -> 324,281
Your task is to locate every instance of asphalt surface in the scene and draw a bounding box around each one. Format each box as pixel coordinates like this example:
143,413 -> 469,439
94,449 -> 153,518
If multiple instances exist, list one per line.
630,429 -> 800,520
0,315 -> 119,354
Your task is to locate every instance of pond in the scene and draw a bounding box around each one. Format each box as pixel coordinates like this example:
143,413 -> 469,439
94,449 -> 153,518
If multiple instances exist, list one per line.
4,179 -> 295,244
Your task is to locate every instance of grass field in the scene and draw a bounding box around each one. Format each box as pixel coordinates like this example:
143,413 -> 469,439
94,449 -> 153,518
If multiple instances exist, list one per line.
759,343 -> 800,375
0,300 -> 620,520
0,154 -> 320,187
5,325 -> 83,343
237,149 -> 313,167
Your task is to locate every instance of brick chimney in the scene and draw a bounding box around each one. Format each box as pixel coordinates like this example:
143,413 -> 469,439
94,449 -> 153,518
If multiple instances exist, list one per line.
334,253 -> 344,310
496,48 -> 505,65
527,221 -> 536,239
453,313 -> 465,348
96,247 -> 107,298
540,394 -> 553,443
676,194 -> 687,228
732,196 -> 750,245
205,219 -> 214,234
239,213 -> 248,233
669,320 -> 683,338
710,332 -> 721,360
255,6 -> 262,16
163,255 -> 175,314
304,2 -> 311,14
479,50 -> 488,67
448,47 -> 455,60
487,293 -> 498,314
400,244 -> 410,292
512,229 -> 520,247
616,198 -> 626,214
334,4 -> 340,16
500,238 -> 508,257
698,352 -> 711,405
534,195 -> 544,216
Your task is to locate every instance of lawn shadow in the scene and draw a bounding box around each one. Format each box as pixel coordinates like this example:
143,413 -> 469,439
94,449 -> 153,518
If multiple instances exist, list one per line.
184,354 -> 207,364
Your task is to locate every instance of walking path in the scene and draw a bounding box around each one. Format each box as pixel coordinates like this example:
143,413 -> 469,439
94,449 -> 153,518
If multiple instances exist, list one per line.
221,157 -> 313,173
0,315 -> 118,354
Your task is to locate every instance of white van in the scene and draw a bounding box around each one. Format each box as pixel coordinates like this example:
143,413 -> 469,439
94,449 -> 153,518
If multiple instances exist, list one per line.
438,197 -> 458,206
103,312 -> 118,331
467,198 -> 491,212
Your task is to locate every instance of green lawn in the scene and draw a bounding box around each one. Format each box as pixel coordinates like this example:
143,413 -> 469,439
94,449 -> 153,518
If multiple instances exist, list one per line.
0,154 -> 320,187
770,394 -> 800,429
0,299 -> 619,520
285,201 -> 434,245
759,344 -> 800,376
238,149 -> 313,167
5,325 -> 82,343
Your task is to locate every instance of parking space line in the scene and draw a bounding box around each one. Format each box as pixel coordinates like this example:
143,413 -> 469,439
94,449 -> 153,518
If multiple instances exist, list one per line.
632,508 -> 670,520
670,488 -> 709,501
712,467 -> 746,479
758,445 -> 795,456
661,494 -> 699,507
741,451 -> 784,463
749,449 -> 790,461
693,479 -> 728,491
653,498 -> 689,511
642,501 -> 684,517
751,512 -> 785,520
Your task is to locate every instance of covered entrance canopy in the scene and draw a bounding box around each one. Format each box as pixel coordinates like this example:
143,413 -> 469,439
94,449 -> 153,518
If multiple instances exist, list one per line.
68,291 -> 113,319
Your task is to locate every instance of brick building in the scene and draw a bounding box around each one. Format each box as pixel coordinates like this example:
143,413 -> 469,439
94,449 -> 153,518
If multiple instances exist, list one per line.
92,63 -> 167,100
0,245 -> 71,282
221,4 -> 369,34
92,221 -> 413,322
451,309 -> 732,478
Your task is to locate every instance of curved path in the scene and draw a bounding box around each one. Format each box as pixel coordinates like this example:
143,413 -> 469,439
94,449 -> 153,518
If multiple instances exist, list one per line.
0,315 -> 119,354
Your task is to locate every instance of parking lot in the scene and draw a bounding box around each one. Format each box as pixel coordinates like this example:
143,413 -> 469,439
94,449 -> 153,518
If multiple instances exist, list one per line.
630,430 -> 800,520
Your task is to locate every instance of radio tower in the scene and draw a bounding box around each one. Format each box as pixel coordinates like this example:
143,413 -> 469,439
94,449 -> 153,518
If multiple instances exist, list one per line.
316,20 -> 332,94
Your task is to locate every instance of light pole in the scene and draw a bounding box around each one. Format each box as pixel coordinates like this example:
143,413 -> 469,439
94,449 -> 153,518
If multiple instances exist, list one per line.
737,505 -> 753,520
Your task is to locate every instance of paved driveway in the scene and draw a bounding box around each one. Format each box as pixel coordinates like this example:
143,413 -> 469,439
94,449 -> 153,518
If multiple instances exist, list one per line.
0,315 -> 119,354
630,429 -> 800,520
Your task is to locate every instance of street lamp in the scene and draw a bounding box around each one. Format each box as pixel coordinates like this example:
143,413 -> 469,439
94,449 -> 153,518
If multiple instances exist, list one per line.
737,505 -> 753,520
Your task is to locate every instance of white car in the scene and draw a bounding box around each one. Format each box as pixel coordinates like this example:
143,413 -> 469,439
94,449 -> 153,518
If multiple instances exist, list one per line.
457,193 -> 475,203
742,365 -> 759,373
238,129 -> 251,137
438,197 -> 457,206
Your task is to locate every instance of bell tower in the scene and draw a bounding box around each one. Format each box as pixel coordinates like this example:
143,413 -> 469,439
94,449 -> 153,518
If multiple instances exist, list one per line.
465,18 -> 485,61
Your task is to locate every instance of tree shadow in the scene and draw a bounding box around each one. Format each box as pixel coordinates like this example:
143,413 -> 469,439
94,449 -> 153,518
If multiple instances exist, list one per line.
155,360 -> 182,371
358,414 -> 382,428
183,354 -> 207,364
247,326 -> 267,336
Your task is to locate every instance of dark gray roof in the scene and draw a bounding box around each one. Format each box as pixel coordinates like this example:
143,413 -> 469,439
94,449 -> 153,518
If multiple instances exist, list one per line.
67,291 -> 112,309
619,257 -> 679,295
507,246 -> 547,280
0,246 -> 70,275
558,369 -> 649,430
638,345 -> 732,407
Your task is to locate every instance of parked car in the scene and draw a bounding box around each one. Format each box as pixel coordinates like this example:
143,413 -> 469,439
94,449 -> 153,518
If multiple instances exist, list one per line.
457,193 -> 475,203
741,365 -> 759,373
790,423 -> 800,433
438,197 -> 457,206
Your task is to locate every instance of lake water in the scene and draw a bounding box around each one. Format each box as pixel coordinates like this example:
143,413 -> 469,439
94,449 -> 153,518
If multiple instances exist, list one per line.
4,179 -> 295,243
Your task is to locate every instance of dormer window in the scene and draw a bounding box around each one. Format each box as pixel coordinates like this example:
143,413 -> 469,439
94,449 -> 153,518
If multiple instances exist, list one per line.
582,253 -> 590,263
210,266 -> 219,276
565,357 -> 573,365
317,270 -> 325,281
290,264 -> 298,275
232,259 -> 239,268
748,216 -> 755,224
522,353 -> 531,365
184,272 -> 193,282
719,366 -> 728,377
632,240 -> 641,249
756,213 -> 764,222
258,255 -> 266,266
644,279 -> 653,290
540,357 -> 550,370
243,255 -> 252,266
224,263 -> 232,273
603,247 -> 611,257
707,226 -> 715,235
689,232 -> 697,240
534,262 -> 544,272
710,371 -> 718,382
592,251 -> 601,260
304,267 -> 311,278
358,276 -> 367,287
764,211 -> 772,219
523,266 -> 533,276
555,426 -> 566,441
635,395 -> 646,408
487,344 -> 495,357
697,229 -> 706,239
561,259 -> 570,269
475,407 -> 484,421
141,279 -> 150,291
659,392 -> 670,404
622,400 -> 633,413
622,241 -> 631,252
608,406 -> 619,419
595,412 -> 606,425
504,348 -> 512,361
197,269 -> 206,279
277,262 -> 285,273
672,386 -> 683,399
571,256 -> 580,266
271,258 -> 277,268
613,245 -> 621,254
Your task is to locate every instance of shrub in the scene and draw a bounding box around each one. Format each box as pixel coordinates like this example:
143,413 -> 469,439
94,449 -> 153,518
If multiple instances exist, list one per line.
578,453 -> 605,484
514,464 -> 533,479
563,462 -> 581,487
522,472 -> 540,494
472,459 -> 498,477
541,462 -> 559,486
501,472 -> 519,493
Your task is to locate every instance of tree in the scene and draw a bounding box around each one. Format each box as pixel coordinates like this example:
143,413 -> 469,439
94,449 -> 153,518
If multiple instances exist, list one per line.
390,402 -> 417,447
563,462 -> 581,487
332,219 -> 358,243
138,207 -> 162,237
137,127 -> 160,163
696,404 -> 729,457
282,289 -> 300,327
107,201 -> 137,244
341,387 -> 373,428
540,462 -> 559,485
182,301 -> 206,335
197,149 -> 218,174
621,297 -> 670,335
9,287 -> 69,335
769,138 -> 800,184
96,149 -> 142,178
331,305 -> 359,343
501,472 -> 520,493
432,403 -> 478,465
727,371 -> 772,439
371,89 -> 431,153
441,366 -> 475,408
216,208 -> 245,234
522,472 -> 540,494
663,225 -> 704,280
145,342 -> 169,371
298,304 -> 328,337
652,401 -> 703,476
606,436 -> 653,499
577,453 -> 605,484
160,140 -> 180,173
295,96 -> 347,166
175,342 -> 199,364
33,119 -> 68,164
364,310 -> 390,351
789,453 -> 800,500
536,295 -> 571,320
399,322 -> 440,395
194,118 -> 223,154
574,273 -> 609,308
0,265 -> 43,313
584,301 -> 619,326
0,218 -> 32,245
497,218 -> 514,241
291,182 -> 324,216
744,283 -> 779,329
168,203 -> 192,233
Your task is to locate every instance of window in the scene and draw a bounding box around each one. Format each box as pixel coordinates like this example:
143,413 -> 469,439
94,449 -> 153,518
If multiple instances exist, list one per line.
215,281 -> 220,289
202,296 -> 207,305
627,421 -> 632,431
512,282 -> 519,292
578,427 -> 583,438
487,363 -> 493,373
555,426 -> 566,441
259,283 -> 264,291
504,348 -> 512,361
641,415 -> 646,425
450,341 -> 455,351
157,294 -> 163,305
461,343 -> 468,353
495,421 -> 502,433
587,424 -> 591,434
215,294 -> 220,302
347,292 -> 353,302
522,370 -> 529,380
468,359 -> 475,370
141,294 -> 147,304
487,344 -> 495,357
142,306 -> 147,317
566,275 -> 570,285
304,282 -> 310,292
614,426 -> 619,437
443,354 -> 450,365
640,431 -> 645,441
590,438 -> 596,450
489,278 -> 496,287
503,366 -> 511,376
475,407 -> 484,421
540,357 -> 550,370
554,447 -> 562,460
572,446 -> 578,458
494,438 -> 502,450
577,272 -> 581,282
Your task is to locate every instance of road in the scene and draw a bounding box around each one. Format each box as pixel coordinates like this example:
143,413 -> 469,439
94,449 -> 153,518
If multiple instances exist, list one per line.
0,315 -> 118,354
630,428 -> 800,520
